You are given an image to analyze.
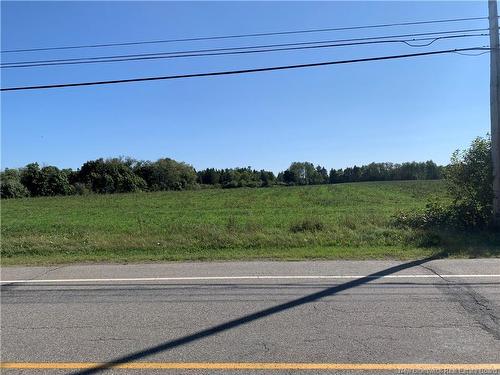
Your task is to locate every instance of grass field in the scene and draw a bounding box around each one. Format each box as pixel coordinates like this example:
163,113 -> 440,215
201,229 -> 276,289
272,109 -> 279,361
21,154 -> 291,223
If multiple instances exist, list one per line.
1,180 -> 499,265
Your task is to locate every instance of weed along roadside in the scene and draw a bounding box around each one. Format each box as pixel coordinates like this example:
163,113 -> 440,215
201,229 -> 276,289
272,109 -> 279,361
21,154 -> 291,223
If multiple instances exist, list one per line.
1,180 -> 499,265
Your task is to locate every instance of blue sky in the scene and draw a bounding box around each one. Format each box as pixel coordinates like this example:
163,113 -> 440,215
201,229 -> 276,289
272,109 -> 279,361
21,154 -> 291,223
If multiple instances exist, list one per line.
1,1 -> 493,173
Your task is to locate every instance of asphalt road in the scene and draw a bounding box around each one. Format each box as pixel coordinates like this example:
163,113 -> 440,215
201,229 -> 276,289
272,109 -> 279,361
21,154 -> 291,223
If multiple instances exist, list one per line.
1,259 -> 499,374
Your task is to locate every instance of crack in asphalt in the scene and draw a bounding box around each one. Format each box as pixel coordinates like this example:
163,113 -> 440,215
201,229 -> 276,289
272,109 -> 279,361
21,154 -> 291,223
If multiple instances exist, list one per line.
2,324 -> 188,331
87,337 -> 135,342
302,337 -> 328,343
420,264 -> 500,340
357,322 -> 472,329
350,336 -> 376,356
261,341 -> 270,352
31,265 -> 67,281
1,265 -> 67,289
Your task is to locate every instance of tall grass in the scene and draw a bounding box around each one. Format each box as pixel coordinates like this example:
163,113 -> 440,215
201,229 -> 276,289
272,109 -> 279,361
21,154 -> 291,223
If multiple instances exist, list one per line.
1,180 -> 497,265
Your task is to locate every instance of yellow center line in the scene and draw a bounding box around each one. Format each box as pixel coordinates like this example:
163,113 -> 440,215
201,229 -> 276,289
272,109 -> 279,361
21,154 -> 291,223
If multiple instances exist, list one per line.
1,362 -> 500,370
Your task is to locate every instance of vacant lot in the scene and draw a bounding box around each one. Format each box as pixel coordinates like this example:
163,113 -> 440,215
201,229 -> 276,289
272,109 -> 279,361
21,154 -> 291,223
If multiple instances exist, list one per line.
1,180 -> 498,265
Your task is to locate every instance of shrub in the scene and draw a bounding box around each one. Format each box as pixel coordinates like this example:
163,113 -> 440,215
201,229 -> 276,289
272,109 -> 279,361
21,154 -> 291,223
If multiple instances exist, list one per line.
73,182 -> 91,195
39,166 -> 75,196
290,218 -> 325,233
197,168 -> 221,185
218,167 -> 263,188
18,163 -> 74,197
402,229 -> 444,248
393,200 -> 450,229
226,216 -> 238,231
0,178 -> 29,199
19,163 -> 43,196
445,136 -> 493,227
78,158 -> 146,194
134,158 -> 197,191
394,135 -> 493,229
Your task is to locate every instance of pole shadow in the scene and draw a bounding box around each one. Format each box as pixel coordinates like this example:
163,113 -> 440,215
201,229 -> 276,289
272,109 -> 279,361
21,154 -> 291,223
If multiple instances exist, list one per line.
71,255 -> 440,374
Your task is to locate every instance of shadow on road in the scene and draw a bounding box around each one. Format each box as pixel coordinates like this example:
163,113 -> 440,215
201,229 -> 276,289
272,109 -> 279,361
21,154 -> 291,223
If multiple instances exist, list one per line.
71,255 -> 441,375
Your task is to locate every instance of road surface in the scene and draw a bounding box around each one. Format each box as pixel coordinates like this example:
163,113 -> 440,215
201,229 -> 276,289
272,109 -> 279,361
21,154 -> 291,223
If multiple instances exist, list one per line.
1,259 -> 499,374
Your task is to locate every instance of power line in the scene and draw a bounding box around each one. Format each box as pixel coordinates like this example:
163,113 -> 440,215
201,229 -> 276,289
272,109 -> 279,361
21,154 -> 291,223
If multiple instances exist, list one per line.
1,16 -> 491,54
1,47 -> 489,92
1,33 -> 488,69
454,50 -> 491,56
1,29 -> 490,69
1,34 -> 488,69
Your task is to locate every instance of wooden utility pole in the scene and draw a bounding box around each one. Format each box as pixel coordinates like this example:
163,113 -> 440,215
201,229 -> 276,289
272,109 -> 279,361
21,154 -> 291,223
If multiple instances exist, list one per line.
489,0 -> 500,226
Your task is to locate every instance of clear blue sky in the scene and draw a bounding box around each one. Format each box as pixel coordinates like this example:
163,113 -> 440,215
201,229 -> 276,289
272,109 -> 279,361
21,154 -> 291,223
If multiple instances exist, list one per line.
1,1 -> 493,173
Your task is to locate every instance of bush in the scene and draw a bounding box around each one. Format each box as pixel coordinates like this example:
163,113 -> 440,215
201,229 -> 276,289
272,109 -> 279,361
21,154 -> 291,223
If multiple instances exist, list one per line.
19,163 -> 43,196
445,136 -> 493,227
394,135 -> 493,229
290,218 -> 325,233
134,158 -> 197,191
393,200 -> 450,229
73,182 -> 91,195
18,163 -> 74,197
39,166 -> 74,196
0,178 -> 29,199
78,158 -> 146,194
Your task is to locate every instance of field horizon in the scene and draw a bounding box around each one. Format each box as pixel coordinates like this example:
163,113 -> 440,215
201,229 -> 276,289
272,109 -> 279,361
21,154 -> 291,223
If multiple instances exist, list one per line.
2,180 -> 499,266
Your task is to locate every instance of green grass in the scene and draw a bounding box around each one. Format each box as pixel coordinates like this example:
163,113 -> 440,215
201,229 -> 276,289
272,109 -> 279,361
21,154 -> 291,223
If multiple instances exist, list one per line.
1,180 -> 498,265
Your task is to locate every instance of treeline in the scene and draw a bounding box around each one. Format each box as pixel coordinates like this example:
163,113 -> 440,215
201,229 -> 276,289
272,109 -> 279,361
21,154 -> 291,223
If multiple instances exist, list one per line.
0,158 -> 197,199
197,167 -> 276,188
275,161 -> 443,185
0,157 -> 444,199
328,161 -> 443,183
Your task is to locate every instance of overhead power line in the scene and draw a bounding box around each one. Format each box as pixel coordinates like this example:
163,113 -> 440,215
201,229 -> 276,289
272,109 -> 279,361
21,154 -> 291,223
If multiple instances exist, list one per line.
454,49 -> 491,56
0,16 -> 490,53
2,34 -> 489,69
1,47 -> 489,92
1,29 -> 490,69
1,33 -> 488,69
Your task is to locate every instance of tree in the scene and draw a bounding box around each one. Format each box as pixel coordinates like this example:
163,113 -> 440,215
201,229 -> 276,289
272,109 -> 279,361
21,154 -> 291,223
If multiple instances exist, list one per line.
312,165 -> 328,184
39,166 -> 74,196
328,168 -> 341,184
78,158 -> 146,194
259,170 -> 276,187
135,158 -> 197,191
395,135 -> 494,229
425,160 -> 441,180
342,166 -> 361,183
1,169 -> 29,199
282,169 -> 297,185
445,135 -> 493,227
361,163 -> 384,181
20,163 -> 43,196
19,163 -> 73,197
198,168 -> 221,185
285,162 -> 317,185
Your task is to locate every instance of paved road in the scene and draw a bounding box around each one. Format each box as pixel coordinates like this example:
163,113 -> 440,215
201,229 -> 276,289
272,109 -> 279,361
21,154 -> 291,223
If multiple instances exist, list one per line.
1,259 -> 499,374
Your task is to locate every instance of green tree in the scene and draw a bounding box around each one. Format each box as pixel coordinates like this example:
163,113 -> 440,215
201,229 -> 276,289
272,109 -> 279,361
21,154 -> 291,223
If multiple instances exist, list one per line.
135,158 -> 197,191
312,165 -> 328,184
20,163 -> 43,196
286,162 -> 317,185
19,163 -> 74,197
197,168 -> 221,185
445,135 -> 493,227
40,166 -> 74,196
79,158 -> 146,194
395,135 -> 494,229
328,168 -> 341,184
1,169 -> 29,199
259,170 -> 276,187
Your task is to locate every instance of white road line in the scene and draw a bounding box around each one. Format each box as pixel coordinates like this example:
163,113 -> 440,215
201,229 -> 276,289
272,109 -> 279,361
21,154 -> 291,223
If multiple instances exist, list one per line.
1,274 -> 499,284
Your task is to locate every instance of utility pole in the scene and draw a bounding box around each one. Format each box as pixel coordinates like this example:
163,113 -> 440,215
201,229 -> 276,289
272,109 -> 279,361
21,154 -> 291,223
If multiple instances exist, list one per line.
489,0 -> 500,226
